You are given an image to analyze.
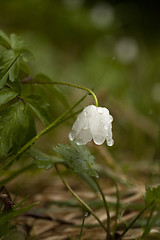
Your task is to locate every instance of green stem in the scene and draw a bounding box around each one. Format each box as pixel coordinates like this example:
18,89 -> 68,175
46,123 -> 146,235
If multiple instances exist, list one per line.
22,78 -> 99,107
78,212 -> 87,240
113,182 -> 120,236
94,178 -> 111,239
119,202 -> 154,239
141,205 -> 155,239
1,95 -> 86,170
55,164 -> 107,232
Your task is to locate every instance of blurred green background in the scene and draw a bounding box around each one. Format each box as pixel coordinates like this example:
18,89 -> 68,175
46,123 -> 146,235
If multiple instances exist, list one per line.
0,0 -> 160,174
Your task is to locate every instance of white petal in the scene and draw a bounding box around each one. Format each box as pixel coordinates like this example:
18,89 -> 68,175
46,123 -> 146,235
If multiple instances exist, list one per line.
69,109 -> 87,139
69,104 -> 114,146
74,128 -> 92,145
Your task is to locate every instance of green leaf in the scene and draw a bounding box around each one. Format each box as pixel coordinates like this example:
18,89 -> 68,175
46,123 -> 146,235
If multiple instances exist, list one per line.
9,61 -> 19,82
0,87 -> 18,106
10,33 -> 34,62
0,30 -> 11,49
29,147 -> 64,170
53,142 -> 98,178
21,49 -> 34,62
26,95 -> 52,126
145,185 -> 160,205
0,200 -> 38,237
19,61 -> 30,76
0,101 -> 36,157
0,50 -> 20,87
0,74 -> 8,89
10,33 -> 26,51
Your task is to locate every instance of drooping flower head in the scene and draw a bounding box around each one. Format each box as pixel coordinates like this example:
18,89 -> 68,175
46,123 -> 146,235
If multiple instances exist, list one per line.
69,105 -> 114,146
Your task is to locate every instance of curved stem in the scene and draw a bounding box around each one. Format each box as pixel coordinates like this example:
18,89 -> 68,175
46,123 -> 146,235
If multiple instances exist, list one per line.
21,78 -> 99,107
1,95 -> 86,170
55,165 -> 107,232
94,178 -> 111,239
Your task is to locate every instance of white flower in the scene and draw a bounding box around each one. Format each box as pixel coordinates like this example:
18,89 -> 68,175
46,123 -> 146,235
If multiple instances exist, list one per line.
69,105 -> 114,146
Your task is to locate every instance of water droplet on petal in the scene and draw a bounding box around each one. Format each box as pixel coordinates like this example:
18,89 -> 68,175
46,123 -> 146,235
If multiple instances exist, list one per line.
109,115 -> 113,122
97,107 -> 103,114
83,126 -> 88,130
69,132 -> 74,141
83,109 -> 87,116
107,139 -> 114,146
93,135 -> 105,145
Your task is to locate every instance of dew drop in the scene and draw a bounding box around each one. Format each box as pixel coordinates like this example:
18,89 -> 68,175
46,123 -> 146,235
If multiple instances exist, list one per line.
107,139 -> 114,146
93,136 -> 105,145
97,108 -> 103,114
85,212 -> 89,217
109,115 -> 113,122
69,132 -> 74,141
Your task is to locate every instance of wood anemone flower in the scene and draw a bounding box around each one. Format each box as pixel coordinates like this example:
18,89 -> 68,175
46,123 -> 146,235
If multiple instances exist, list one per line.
69,105 -> 114,146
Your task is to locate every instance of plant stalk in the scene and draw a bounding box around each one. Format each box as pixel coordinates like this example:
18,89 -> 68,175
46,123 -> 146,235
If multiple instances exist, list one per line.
21,78 -> 99,107
55,164 -> 107,232
94,178 -> 111,239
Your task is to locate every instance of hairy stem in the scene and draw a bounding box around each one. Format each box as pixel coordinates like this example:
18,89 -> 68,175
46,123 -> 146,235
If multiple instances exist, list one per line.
94,178 -> 111,239
113,182 -> 120,236
21,77 -> 99,107
55,165 -> 107,232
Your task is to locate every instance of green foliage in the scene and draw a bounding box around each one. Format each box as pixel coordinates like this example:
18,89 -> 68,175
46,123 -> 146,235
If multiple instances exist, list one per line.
0,50 -> 20,88
0,30 -> 33,89
0,87 -> 18,106
26,94 -> 52,126
29,147 -> 63,170
0,101 -> 36,158
145,185 -> 160,205
34,73 -> 70,109
0,198 -> 38,238
0,30 -> 11,49
53,141 -> 98,178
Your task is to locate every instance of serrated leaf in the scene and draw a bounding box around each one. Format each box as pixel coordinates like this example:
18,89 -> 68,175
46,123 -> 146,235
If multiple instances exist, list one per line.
0,87 -> 18,106
0,74 -> 8,89
29,148 -> 64,170
0,101 -> 36,157
0,50 -> 20,87
10,33 -> 26,51
26,95 -> 52,126
53,142 -> 98,178
10,34 -> 34,62
145,185 -> 160,205
21,49 -> 34,62
9,61 -> 19,82
0,30 -> 11,49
